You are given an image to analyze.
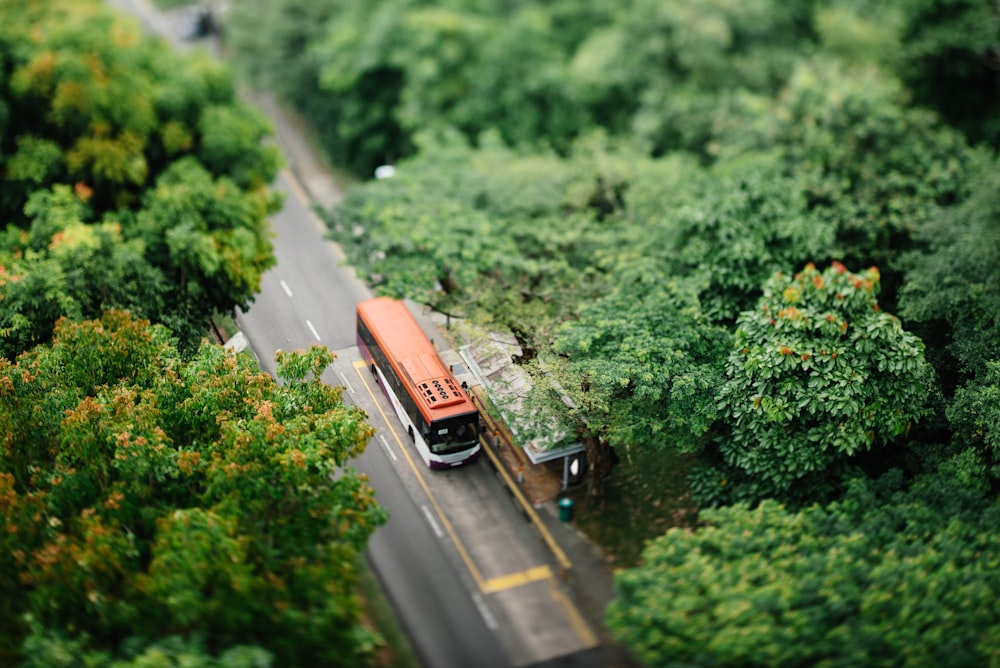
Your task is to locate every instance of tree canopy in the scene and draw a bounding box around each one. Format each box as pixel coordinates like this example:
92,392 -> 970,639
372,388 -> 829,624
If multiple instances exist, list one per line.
0,312 -> 384,666
708,262 -> 933,505
606,470 -> 1000,667
0,0 -> 282,358
0,3 -> 394,666
226,0 -> 997,177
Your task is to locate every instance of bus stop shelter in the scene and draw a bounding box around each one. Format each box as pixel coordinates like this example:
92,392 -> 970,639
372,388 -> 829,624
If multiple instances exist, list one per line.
456,335 -> 584,490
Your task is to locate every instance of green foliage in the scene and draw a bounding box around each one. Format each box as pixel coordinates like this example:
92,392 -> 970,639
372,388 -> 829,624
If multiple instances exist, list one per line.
0,165 -> 279,358
712,262 -> 933,504
895,0 -> 1000,147
227,0 -> 822,175
0,313 -> 385,666
328,131 -> 631,330
0,0 -> 280,358
815,2 -> 904,68
2,1 -> 150,216
899,150 -> 1000,480
142,509 -> 256,633
900,150 -> 1000,384
20,625 -> 274,668
515,274 -> 730,499
655,153 -> 838,322
458,8 -> 591,149
782,61 -> 968,277
714,58 -> 972,308
607,471 -> 1000,667
0,257 -> 81,359
197,106 -> 281,190
947,360 -> 1000,481
133,158 -> 280,327
0,185 -> 173,360
550,276 -> 730,455
224,1 -> 609,174
613,0 -> 812,157
305,0 -> 588,172
221,0 -> 992,183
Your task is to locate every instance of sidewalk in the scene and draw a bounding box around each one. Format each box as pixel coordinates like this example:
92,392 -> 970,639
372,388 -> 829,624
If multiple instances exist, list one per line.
479,405 -> 623,660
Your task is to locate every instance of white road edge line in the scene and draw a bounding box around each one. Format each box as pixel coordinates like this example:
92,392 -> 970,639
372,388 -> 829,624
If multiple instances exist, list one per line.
421,504 -> 445,539
337,371 -> 356,395
472,592 -> 499,631
306,320 -> 321,341
378,434 -> 397,462
279,279 -> 293,297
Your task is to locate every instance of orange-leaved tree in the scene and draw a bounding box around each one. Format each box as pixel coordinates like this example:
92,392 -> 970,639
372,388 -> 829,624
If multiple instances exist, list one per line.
0,312 -> 384,666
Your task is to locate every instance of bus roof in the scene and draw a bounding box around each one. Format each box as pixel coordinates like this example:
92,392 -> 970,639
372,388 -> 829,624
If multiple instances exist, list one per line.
357,298 -> 477,422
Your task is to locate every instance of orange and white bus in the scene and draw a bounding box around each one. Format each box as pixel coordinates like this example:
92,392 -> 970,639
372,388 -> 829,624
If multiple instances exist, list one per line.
356,297 -> 481,469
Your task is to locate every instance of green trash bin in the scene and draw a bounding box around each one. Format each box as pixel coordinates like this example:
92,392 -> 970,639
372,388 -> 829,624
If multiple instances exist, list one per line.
558,497 -> 574,522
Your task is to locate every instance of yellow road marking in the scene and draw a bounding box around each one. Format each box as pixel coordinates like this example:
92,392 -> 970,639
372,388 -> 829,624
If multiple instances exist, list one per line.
549,580 -> 600,649
481,565 -> 553,594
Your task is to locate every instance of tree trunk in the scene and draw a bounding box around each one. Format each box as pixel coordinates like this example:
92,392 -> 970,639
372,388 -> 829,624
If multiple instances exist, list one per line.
583,434 -> 618,504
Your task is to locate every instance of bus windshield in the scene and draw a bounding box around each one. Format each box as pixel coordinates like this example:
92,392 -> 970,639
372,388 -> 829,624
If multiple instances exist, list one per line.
428,419 -> 479,455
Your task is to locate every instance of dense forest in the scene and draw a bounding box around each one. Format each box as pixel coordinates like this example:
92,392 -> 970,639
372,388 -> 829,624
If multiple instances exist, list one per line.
1,1 -> 384,665
223,0 -> 1000,664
